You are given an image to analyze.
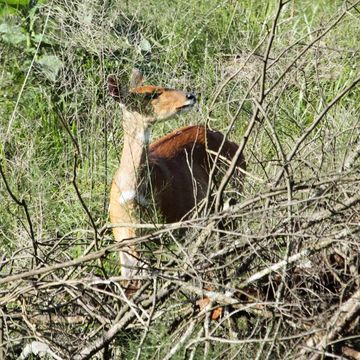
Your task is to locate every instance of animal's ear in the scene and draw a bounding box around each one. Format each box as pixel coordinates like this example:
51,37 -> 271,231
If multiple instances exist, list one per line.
107,75 -> 123,102
129,68 -> 144,89
108,69 -> 146,103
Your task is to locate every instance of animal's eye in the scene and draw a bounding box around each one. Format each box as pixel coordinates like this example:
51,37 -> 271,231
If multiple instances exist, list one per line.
145,91 -> 161,100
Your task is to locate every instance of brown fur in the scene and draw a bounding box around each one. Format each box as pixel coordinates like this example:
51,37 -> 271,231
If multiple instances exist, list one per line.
148,125 -> 245,222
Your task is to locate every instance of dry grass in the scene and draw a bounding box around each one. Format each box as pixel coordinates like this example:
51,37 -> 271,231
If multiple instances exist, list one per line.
1,0 -> 360,359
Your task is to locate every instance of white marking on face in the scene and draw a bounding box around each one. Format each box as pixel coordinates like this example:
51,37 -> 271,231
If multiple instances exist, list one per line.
185,98 -> 196,107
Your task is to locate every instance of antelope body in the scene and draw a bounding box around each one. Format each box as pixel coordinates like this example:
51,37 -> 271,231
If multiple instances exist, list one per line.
148,125 -> 244,222
108,70 -> 245,280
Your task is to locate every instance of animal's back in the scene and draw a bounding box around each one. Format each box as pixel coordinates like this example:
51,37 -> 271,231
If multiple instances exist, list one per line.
148,125 -> 245,222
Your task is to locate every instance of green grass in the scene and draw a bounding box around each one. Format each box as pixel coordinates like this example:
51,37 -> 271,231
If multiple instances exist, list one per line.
1,0 -> 360,358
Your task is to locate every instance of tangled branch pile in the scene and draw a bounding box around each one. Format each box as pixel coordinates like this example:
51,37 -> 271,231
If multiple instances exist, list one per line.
1,0 -> 360,359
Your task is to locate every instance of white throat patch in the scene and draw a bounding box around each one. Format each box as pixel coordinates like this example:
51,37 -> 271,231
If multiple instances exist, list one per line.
119,190 -> 147,206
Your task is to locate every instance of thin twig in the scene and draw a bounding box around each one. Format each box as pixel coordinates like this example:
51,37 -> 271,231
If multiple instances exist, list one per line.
0,162 -> 38,265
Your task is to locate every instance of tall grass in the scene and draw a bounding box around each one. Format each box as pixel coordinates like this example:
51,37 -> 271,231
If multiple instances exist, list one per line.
1,0 -> 360,359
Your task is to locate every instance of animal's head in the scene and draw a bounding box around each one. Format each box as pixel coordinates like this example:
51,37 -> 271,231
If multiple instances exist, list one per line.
108,69 -> 196,121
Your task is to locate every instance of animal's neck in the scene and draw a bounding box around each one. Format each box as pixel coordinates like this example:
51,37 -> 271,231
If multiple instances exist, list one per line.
109,109 -> 153,279
110,109 -> 152,242
115,109 -> 152,195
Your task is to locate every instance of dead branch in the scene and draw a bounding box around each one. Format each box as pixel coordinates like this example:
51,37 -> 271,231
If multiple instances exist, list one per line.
298,287 -> 360,360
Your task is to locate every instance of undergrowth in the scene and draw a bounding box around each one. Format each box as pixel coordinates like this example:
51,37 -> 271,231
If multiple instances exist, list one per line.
1,0 -> 360,359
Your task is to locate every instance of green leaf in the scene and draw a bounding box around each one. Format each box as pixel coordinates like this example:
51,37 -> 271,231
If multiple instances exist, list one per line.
139,37 -> 151,53
0,22 -> 27,44
0,4 -> 19,16
0,0 -> 30,6
32,33 -> 53,45
36,55 -> 63,82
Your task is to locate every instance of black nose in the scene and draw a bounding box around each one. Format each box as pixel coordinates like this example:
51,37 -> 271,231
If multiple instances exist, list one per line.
186,93 -> 196,102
